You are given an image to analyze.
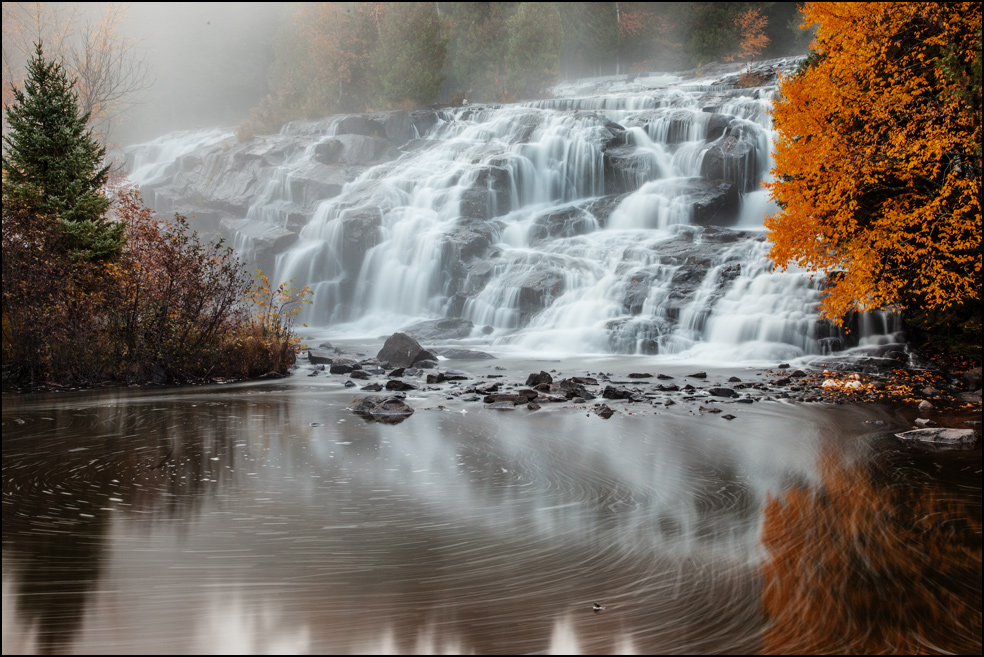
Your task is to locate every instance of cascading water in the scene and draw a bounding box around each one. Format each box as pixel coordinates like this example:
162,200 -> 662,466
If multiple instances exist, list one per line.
124,58 -> 903,363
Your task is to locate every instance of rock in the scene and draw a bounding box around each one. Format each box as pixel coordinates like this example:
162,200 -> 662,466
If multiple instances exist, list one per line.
627,372 -> 652,378
913,418 -> 937,428
525,371 -> 553,387
426,372 -> 446,384
699,405 -> 722,413
962,367 -> 982,390
377,332 -> 434,368
920,386 -> 940,397
687,371 -> 707,379
602,385 -> 633,400
707,387 -> 739,398
489,401 -> 516,409
917,400 -> 934,412
526,401 -> 541,411
401,318 -> 475,341
431,348 -> 496,360
895,428 -> 977,446
385,379 -> 418,391
593,404 -> 615,419
308,349 -> 333,365
721,414 -> 737,420
329,358 -> 360,374
361,383 -> 383,391
344,380 -> 357,387
957,390 -> 982,403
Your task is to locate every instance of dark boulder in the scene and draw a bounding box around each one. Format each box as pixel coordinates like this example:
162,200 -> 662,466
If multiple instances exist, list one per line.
308,349 -> 333,365
347,395 -> 415,423
377,332 -> 434,368
525,371 -> 553,386
707,387 -> 739,398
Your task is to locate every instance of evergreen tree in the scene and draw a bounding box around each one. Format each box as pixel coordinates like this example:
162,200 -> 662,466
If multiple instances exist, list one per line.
372,3 -> 448,107
2,42 -> 123,262
505,3 -> 564,99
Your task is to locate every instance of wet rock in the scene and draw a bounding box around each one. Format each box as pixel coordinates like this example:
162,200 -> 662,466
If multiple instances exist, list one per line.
557,379 -> 596,400
526,401 -> 541,411
957,390 -> 982,403
914,418 -> 937,428
602,385 -> 633,400
329,358 -> 360,374
707,387 -> 739,398
526,371 -> 553,386
627,373 -> 652,378
699,405 -> 722,413
687,371 -> 707,379
361,382 -> 383,391
347,395 -> 415,423
308,349 -> 333,365
431,348 -> 496,360
917,400 -> 934,412
593,404 -> 615,419
690,179 -> 740,227
721,414 -> 737,420
426,372 -> 447,384
895,428 -> 977,446
402,318 -> 475,341
349,370 -> 371,380
962,367 -> 982,390
377,333 -> 435,368
385,379 -> 418,391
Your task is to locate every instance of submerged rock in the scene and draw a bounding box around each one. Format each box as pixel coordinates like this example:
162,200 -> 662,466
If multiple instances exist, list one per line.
347,396 -> 415,423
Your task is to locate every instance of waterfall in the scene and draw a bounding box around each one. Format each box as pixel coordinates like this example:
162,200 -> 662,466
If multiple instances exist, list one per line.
124,58 -> 903,363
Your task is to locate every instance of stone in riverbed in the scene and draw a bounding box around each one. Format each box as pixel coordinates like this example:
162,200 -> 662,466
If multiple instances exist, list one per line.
525,371 -> 553,386
347,396 -> 414,423
707,387 -> 739,398
895,428 -> 977,446
377,332 -> 436,368
593,404 -> 615,419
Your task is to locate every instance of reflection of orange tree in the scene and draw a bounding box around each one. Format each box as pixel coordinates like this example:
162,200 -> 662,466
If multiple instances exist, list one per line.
760,454 -> 982,654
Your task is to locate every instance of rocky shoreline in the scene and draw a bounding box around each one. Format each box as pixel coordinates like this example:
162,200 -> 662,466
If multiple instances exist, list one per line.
305,331 -> 982,447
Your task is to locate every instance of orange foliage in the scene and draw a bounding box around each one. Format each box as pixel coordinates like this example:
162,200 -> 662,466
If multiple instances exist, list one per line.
725,7 -> 769,63
616,2 -> 646,39
760,452 -> 982,654
766,2 -> 982,322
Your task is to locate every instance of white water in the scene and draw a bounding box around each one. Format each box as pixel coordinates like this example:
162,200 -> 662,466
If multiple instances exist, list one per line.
125,60 -> 903,364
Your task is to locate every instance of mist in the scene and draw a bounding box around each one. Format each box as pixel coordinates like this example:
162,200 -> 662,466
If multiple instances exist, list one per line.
113,2 -> 287,145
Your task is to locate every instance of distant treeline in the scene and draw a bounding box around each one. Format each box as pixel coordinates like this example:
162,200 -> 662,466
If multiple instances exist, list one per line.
239,2 -> 811,138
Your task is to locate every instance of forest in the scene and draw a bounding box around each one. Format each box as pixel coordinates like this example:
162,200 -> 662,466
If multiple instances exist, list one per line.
2,2 -> 981,390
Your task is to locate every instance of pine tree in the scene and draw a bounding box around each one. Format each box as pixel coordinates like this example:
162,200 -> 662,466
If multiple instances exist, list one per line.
2,41 -> 123,262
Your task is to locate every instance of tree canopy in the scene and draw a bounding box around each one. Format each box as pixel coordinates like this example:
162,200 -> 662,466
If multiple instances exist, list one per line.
2,41 -> 123,262
766,2 -> 981,342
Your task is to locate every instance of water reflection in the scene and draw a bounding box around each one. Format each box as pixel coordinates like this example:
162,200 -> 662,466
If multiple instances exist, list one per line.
2,382 -> 979,653
761,444 -> 982,654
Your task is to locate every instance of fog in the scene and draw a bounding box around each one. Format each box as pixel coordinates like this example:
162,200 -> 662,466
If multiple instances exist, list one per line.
114,2 -> 287,145
4,3 -> 812,147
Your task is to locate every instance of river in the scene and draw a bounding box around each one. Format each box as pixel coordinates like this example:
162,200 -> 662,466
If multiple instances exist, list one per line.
3,351 -> 980,654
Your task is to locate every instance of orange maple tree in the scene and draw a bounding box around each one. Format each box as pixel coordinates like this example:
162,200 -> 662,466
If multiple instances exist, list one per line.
766,2 -> 981,326
724,7 -> 769,63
